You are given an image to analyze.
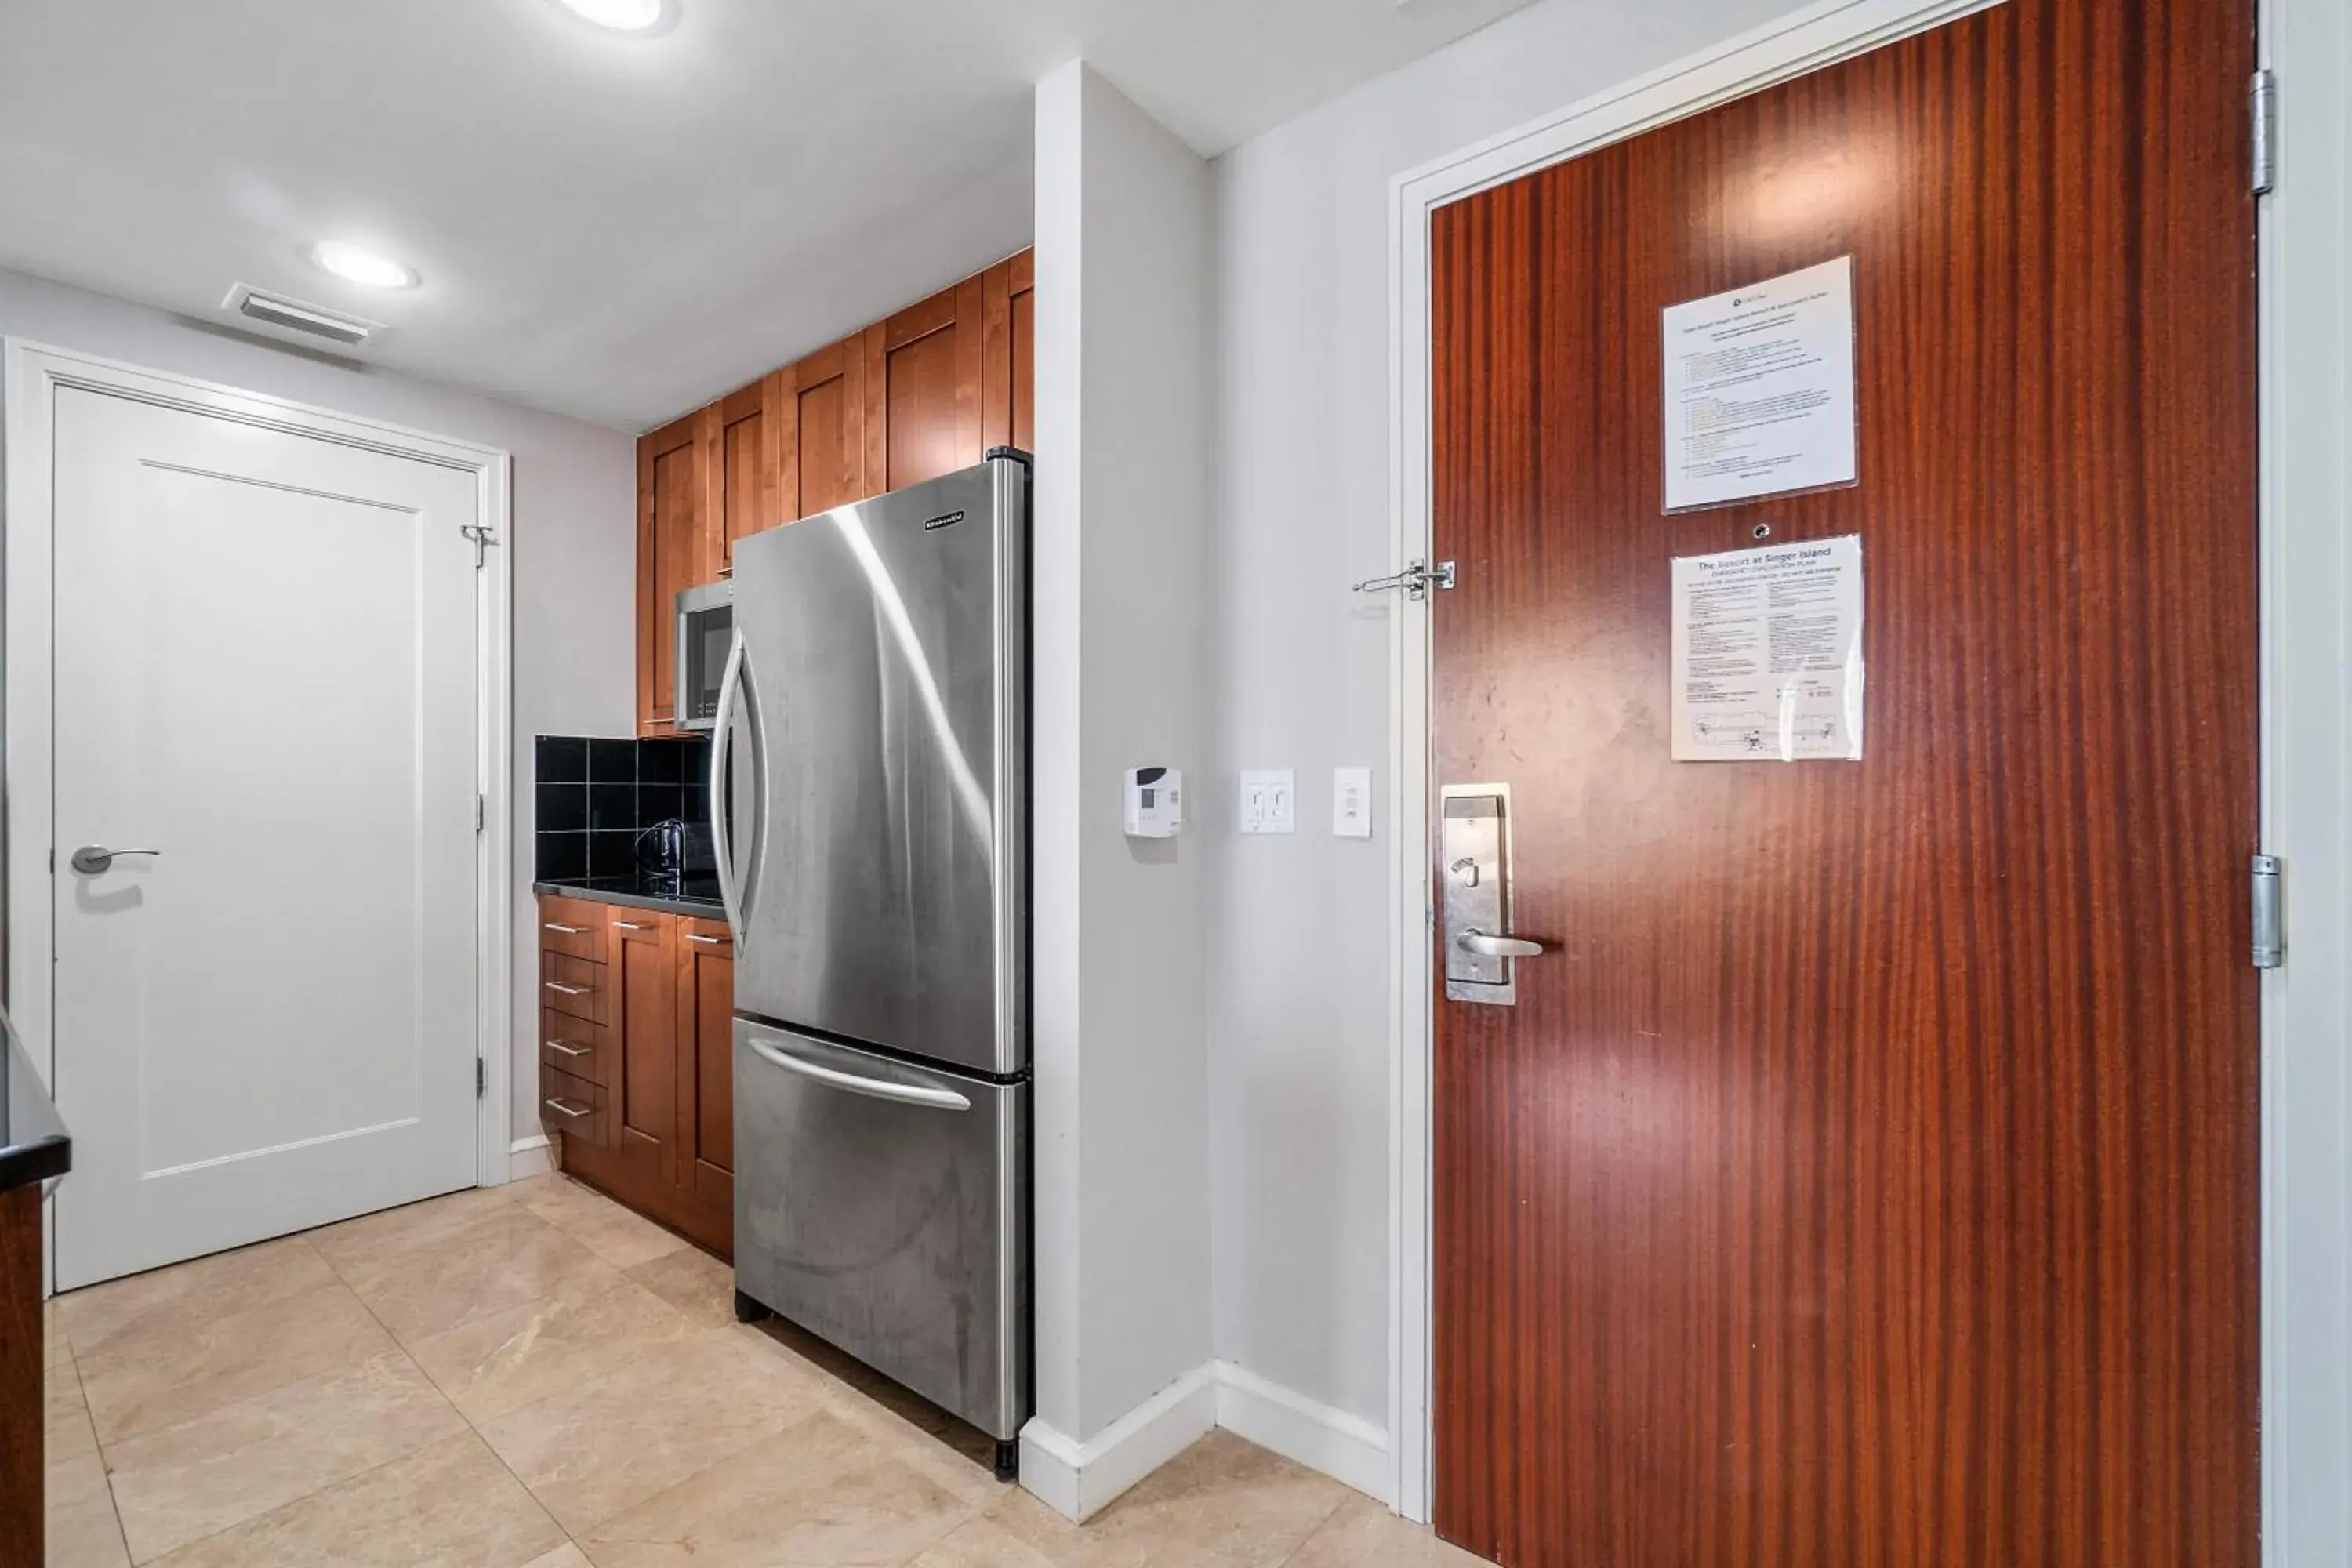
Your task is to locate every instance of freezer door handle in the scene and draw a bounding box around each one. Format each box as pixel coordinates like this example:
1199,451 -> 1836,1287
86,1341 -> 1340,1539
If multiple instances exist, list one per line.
745,1034 -> 973,1112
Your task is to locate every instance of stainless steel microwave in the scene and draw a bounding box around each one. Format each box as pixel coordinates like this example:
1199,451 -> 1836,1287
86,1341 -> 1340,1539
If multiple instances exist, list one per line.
675,581 -> 734,731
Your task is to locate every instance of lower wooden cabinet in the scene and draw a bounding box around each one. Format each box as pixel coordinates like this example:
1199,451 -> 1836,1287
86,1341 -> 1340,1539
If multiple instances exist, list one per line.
538,895 -> 734,1257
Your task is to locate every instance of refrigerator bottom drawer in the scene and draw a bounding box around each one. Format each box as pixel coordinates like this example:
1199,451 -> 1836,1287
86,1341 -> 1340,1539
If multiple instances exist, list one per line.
731,1020 -> 1029,1440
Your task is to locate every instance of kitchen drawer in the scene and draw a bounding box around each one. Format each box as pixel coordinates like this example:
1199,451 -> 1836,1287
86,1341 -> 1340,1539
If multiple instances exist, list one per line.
540,1009 -> 612,1089
538,896 -> 610,962
541,952 -> 608,1025
540,1065 -> 606,1149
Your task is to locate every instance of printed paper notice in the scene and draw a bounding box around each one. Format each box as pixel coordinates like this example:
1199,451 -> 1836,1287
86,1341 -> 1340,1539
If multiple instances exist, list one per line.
1671,535 -> 1864,762
1662,256 -> 1857,512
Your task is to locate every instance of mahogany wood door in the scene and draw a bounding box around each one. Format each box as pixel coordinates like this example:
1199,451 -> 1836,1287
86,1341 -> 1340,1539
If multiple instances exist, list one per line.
708,374 -> 786,578
1427,2 -> 2259,1565
674,917 -> 735,1255
783,336 -> 869,521
865,273 -> 987,495
983,249 -> 1036,455
609,913 -> 678,1193
636,412 -> 705,735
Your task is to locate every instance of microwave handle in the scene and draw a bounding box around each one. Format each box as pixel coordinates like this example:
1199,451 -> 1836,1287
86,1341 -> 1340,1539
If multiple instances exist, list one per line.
710,631 -> 750,949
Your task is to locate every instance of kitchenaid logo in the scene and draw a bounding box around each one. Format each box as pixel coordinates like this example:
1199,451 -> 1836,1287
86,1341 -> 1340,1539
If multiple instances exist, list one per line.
922,510 -> 965,532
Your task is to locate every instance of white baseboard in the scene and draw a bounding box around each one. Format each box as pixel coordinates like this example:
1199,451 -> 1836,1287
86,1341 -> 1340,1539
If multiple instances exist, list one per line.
1212,1360 -> 1392,1506
507,1134 -> 555,1180
1021,1360 -> 1392,1521
1020,1364 -> 1218,1521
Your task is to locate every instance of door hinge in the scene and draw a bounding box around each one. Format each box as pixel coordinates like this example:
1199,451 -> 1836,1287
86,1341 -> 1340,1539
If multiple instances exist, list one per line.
2252,853 -> 2284,969
1352,559 -> 1457,601
474,793 -> 486,833
477,1058 -> 487,1098
459,523 -> 499,568
2251,69 -> 2278,196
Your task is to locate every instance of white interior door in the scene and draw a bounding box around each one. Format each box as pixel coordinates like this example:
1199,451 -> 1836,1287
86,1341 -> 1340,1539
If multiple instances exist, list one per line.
50,385 -> 482,1290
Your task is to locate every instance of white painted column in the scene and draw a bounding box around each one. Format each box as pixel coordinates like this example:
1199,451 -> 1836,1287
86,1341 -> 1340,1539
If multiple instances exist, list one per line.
1024,58 -> 1218,1521
2258,0 -> 2352,1560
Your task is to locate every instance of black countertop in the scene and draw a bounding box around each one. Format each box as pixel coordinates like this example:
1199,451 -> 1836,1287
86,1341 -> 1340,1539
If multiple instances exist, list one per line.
0,1005 -> 71,1195
533,873 -> 726,920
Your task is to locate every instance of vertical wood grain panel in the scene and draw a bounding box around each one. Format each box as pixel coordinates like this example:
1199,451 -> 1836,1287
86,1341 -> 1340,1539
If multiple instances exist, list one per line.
636,413 -> 701,735
859,323 -> 887,505
878,274 -> 986,492
1428,0 -> 2258,1563
0,1187 -> 40,1560
789,337 -> 865,518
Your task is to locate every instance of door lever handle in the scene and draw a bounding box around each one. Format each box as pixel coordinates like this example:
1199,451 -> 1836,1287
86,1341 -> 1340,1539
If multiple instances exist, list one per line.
1457,927 -> 1545,959
69,845 -> 161,875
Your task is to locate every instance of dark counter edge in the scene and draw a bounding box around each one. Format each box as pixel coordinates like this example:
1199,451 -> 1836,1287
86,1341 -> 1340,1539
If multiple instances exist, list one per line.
1,1023 -> 71,1195
533,880 -> 727,920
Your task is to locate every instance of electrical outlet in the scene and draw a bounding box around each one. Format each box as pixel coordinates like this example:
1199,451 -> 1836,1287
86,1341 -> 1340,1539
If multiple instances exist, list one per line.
1333,767 -> 1373,837
1239,769 -> 1295,834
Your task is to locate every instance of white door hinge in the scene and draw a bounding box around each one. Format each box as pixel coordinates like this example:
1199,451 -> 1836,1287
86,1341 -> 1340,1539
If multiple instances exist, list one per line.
474,793 -> 486,833
2251,70 -> 2278,196
2252,854 -> 2283,969
459,524 -> 499,568
477,1058 -> 487,1098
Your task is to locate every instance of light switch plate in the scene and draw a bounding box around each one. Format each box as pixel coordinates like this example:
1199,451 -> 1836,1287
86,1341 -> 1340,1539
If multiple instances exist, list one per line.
1332,767 -> 1373,837
1239,769 -> 1295,834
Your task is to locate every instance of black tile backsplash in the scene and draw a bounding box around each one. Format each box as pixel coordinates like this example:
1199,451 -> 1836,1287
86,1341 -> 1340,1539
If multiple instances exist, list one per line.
538,735 -> 587,783
533,734 -> 713,884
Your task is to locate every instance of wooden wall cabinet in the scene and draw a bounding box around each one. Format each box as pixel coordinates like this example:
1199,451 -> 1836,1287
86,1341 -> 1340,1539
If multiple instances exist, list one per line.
634,249 -> 1033,737
539,895 -> 733,1257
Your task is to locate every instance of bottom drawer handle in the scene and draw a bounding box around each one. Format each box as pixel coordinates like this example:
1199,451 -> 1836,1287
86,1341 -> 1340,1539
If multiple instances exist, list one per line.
543,1098 -> 593,1120
546,1040 -> 591,1058
544,981 -> 591,997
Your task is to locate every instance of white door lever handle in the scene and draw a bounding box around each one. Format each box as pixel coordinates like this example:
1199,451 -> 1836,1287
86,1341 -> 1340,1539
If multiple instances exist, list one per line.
1457,927 -> 1544,959
70,845 -> 161,875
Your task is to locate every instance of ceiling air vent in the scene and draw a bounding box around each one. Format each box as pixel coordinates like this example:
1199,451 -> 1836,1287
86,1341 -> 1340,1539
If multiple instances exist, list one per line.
220,283 -> 383,347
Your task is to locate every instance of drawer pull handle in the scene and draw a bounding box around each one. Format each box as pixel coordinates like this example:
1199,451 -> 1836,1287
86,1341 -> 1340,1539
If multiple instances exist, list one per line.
612,920 -> 655,931
546,1040 -> 590,1058
544,982 -> 590,996
543,922 -> 587,935
543,1098 -> 593,1120
684,933 -> 728,946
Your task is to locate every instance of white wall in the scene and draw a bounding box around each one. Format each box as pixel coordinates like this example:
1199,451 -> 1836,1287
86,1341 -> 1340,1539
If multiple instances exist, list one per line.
1205,0 -> 1817,1432
1030,59 -> 1217,1455
2258,0 -> 2352,1558
0,267 -> 637,1150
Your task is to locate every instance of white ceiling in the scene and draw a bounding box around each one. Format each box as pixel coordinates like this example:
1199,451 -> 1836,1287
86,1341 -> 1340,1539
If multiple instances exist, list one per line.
0,0 -> 1529,430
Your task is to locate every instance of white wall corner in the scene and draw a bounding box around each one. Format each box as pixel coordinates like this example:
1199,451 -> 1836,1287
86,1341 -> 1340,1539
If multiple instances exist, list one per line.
1020,1364 -> 1219,1523
1212,1361 -> 1394,1506
507,1134 -> 556,1180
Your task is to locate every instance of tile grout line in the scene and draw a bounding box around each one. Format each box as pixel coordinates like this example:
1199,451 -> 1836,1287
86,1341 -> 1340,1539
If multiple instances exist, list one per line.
58,1341 -> 138,1568
307,1210 -> 583,1563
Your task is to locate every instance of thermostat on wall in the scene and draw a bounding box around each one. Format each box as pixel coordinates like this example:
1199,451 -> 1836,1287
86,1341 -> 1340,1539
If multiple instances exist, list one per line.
1123,767 -> 1184,838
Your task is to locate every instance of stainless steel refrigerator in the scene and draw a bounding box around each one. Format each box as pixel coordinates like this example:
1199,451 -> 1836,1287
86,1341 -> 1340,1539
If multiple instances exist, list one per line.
709,452 -> 1029,1476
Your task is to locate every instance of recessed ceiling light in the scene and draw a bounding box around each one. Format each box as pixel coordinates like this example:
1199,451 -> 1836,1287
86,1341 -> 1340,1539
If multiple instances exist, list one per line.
310,241 -> 418,290
553,0 -> 665,31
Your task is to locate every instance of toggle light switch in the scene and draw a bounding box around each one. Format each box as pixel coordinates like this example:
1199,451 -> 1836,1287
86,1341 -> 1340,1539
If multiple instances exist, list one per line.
1239,769 -> 1295,834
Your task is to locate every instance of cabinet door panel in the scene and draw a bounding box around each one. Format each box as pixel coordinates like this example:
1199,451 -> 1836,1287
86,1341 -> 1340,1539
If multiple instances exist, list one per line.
637,416 -> 702,735
712,376 -> 783,576
876,274 -> 985,495
789,338 -> 866,520
983,249 -> 1036,456
675,919 -> 735,1254
612,916 -> 677,1178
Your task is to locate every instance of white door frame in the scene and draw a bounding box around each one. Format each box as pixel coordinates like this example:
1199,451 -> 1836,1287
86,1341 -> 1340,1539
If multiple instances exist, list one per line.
2,339 -> 517,1221
1381,0 -> 2348,1556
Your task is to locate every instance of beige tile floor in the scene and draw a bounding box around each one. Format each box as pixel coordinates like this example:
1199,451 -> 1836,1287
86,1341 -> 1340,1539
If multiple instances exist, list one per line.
42,1172 -> 1483,1566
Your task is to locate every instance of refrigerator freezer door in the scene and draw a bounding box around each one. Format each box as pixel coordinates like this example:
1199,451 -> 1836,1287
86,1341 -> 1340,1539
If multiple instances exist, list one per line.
728,458 -> 1028,1076
732,1020 -> 1029,1441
